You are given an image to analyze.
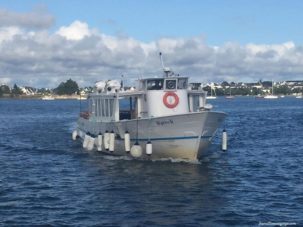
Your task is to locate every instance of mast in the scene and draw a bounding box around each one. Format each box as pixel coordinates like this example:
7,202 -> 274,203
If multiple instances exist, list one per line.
159,52 -> 165,69
159,52 -> 171,77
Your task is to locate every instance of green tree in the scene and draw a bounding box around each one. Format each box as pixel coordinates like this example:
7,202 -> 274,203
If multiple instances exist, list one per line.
11,84 -> 23,96
275,85 -> 291,95
54,79 -> 79,95
0,85 -> 10,94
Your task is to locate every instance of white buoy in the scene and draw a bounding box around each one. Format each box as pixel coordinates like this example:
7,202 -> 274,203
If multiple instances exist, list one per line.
87,134 -> 95,151
146,141 -> 152,156
222,129 -> 227,151
72,130 -> 78,141
83,133 -> 89,149
96,133 -> 103,151
124,131 -> 130,153
109,131 -> 115,152
78,130 -> 83,138
130,142 -> 142,158
104,131 -> 110,151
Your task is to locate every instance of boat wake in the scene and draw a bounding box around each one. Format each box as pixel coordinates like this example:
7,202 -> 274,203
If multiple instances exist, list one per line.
99,153 -> 201,164
152,158 -> 201,165
101,154 -> 133,161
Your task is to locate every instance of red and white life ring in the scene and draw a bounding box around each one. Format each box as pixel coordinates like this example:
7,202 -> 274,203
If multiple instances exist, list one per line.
163,92 -> 179,108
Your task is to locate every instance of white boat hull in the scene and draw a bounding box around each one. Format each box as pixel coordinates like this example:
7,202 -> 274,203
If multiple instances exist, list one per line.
76,111 -> 226,161
264,95 -> 278,99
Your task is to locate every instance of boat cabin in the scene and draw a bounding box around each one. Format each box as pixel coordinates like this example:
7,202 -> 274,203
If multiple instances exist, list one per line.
83,76 -> 208,122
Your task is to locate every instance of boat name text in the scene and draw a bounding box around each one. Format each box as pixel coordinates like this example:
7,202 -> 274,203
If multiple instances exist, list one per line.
156,119 -> 174,126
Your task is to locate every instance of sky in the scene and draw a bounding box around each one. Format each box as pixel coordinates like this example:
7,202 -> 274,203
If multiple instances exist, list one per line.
0,0 -> 303,87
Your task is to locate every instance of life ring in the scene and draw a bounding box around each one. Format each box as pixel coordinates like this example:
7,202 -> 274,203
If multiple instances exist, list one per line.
163,92 -> 179,108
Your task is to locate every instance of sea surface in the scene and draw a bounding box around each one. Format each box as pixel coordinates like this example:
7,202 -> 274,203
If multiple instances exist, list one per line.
0,97 -> 302,226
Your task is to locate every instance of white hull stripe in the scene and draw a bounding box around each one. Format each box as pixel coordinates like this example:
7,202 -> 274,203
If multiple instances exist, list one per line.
127,135 -> 211,141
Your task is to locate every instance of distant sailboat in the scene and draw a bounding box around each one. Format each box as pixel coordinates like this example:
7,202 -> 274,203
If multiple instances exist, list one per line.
207,84 -> 217,99
41,95 -> 55,100
264,81 -> 278,99
225,87 -> 235,99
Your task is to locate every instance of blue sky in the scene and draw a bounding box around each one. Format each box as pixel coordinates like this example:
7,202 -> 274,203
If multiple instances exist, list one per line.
1,0 -> 303,87
1,0 -> 303,45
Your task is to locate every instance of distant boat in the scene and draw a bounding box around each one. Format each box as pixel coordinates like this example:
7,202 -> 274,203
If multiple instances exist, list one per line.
225,87 -> 235,99
264,81 -> 278,99
206,84 -> 217,99
255,94 -> 264,99
295,94 -> 303,99
207,96 -> 217,100
41,95 -> 55,100
77,96 -> 87,100
264,95 -> 278,99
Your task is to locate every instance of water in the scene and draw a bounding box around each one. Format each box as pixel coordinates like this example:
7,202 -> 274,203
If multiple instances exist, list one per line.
0,97 -> 302,226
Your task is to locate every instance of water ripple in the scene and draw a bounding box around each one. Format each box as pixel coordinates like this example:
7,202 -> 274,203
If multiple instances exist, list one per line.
0,98 -> 302,225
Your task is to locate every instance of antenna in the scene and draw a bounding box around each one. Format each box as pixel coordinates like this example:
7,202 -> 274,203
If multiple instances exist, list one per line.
120,74 -> 124,89
159,52 -> 171,77
159,52 -> 165,69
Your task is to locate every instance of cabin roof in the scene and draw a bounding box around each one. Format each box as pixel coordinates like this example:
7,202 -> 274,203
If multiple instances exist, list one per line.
89,90 -> 144,98
139,76 -> 188,81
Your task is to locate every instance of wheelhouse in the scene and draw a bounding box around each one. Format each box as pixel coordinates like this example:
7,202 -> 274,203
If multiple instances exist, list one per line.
139,77 -> 188,91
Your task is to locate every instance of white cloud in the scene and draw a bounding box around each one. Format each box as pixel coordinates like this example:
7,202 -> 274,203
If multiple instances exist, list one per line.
0,26 -> 22,43
56,21 -> 92,40
1,9 -> 303,88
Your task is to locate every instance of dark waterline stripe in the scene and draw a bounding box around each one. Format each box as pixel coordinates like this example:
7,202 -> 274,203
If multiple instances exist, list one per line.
78,127 -> 212,141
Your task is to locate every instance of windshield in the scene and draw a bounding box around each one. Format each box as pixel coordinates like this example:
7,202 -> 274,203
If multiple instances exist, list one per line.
147,79 -> 164,90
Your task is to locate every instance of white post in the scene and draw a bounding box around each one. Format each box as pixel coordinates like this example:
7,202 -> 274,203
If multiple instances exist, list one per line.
137,96 -> 142,118
199,96 -> 204,109
189,95 -> 193,112
114,96 -> 119,121
222,129 -> 227,151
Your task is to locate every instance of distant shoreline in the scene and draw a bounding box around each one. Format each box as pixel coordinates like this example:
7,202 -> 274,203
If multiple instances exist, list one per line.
0,94 -> 87,100
1,94 -> 301,100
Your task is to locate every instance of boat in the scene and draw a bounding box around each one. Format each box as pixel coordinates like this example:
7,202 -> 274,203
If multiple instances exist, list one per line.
295,94 -> 303,99
72,58 -> 226,161
264,81 -> 278,99
206,83 -> 217,99
255,94 -> 264,99
225,87 -> 235,99
77,95 -> 87,100
41,95 -> 55,100
264,95 -> 278,99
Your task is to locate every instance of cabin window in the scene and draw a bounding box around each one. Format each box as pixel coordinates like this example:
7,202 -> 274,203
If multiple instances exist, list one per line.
119,96 -> 139,120
165,79 -> 177,90
147,79 -> 164,90
89,97 -> 115,118
109,99 -> 114,117
98,99 -> 102,117
192,95 -> 200,112
105,99 -> 109,117
95,99 -> 99,117
178,78 -> 188,89
101,99 -> 106,117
